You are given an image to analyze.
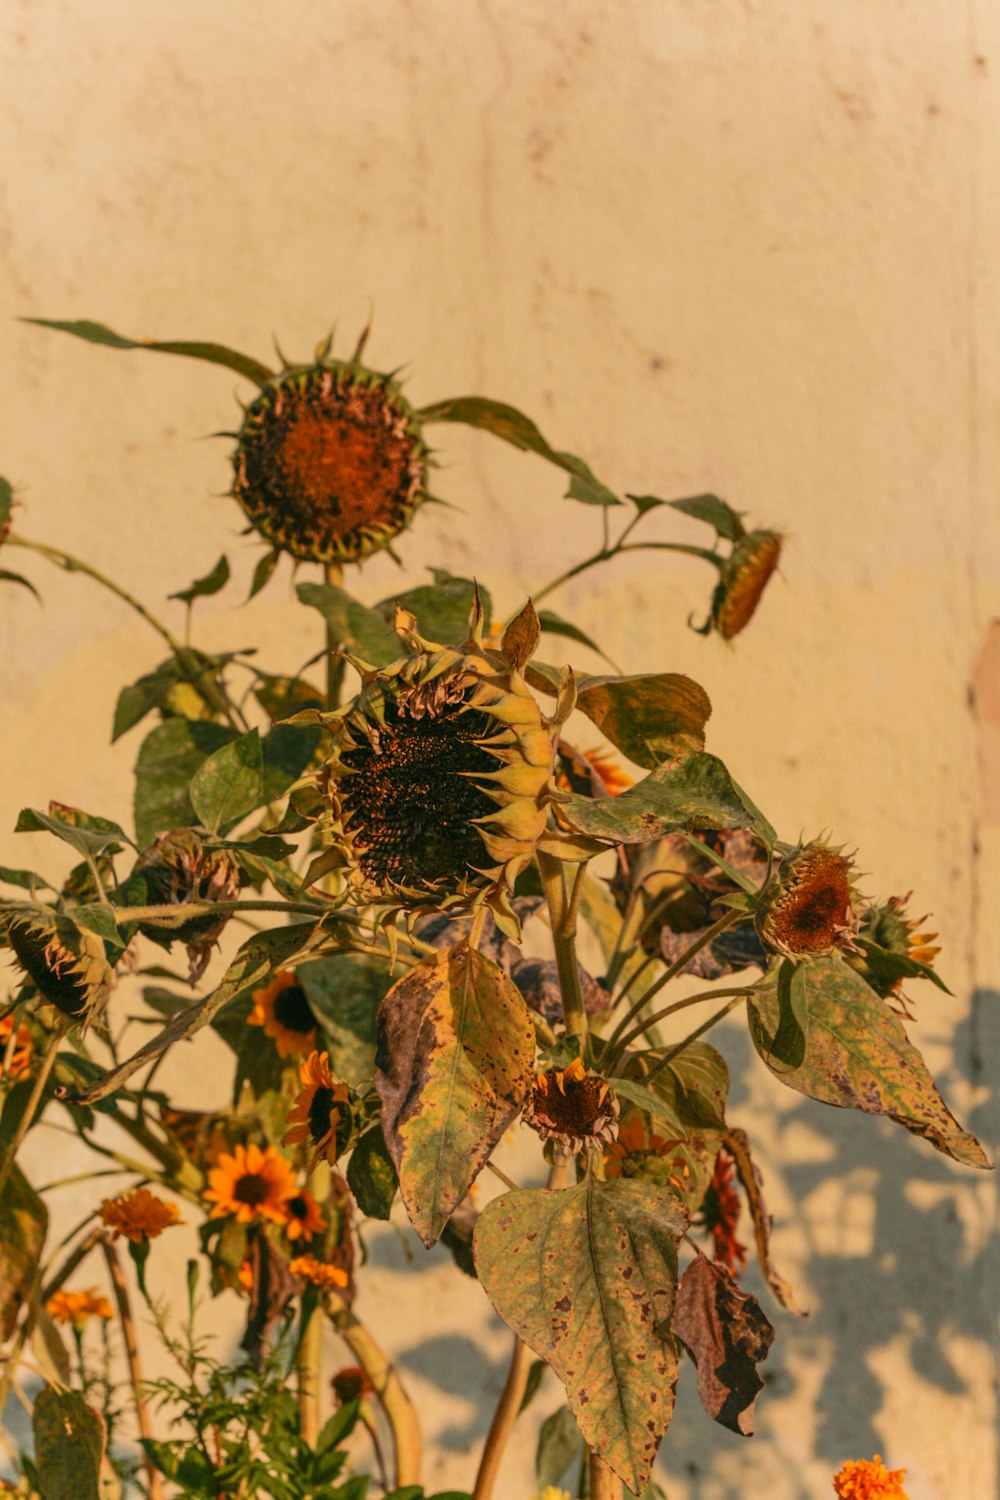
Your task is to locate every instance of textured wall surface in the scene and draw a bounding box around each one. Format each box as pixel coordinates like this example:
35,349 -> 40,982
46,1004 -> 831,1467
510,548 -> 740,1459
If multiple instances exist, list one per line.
2,3 -> 999,1496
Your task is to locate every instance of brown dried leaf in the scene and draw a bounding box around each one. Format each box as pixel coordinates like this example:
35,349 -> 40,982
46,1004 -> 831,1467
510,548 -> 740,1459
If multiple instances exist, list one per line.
242,1234 -> 301,1365
725,1126 -> 807,1317
671,1254 -> 774,1435
500,599 -> 541,671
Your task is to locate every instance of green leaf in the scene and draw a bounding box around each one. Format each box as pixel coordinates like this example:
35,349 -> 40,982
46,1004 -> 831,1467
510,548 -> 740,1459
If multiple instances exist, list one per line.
70,902 -> 125,952
0,568 -> 40,599
626,492 -> 745,541
169,554 -> 230,605
33,1386 -> 105,1500
0,475 -> 12,529
112,659 -> 183,742
748,954 -> 991,1169
474,1178 -> 684,1493
518,1358 -> 548,1415
375,572 -> 492,647
190,729 -> 264,834
347,1126 -> 399,1220
24,318 -> 274,387
296,581 -> 400,667
374,944 -> 536,1246
299,954 -> 389,1087
559,752 -> 775,847
536,1404 -> 582,1488
133,718 -> 235,846
15,805 -> 129,859
574,673 -> 711,769
261,722 -> 322,803
610,1076 -> 684,1136
0,1164 -> 47,1341
0,865 -> 52,892
848,938 -> 951,996
248,548 -> 281,601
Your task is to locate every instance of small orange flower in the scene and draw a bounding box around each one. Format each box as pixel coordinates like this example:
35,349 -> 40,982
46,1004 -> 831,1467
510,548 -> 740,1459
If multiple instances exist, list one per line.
248,970 -> 319,1058
604,1115 -> 688,1191
237,1259 -> 254,1295
522,1057 -> 619,1154
46,1288 -> 113,1326
0,1014 -> 32,1081
99,1188 -> 183,1243
289,1253 -> 349,1290
555,742 -> 634,799
280,1188 -> 327,1242
331,1365 -> 374,1406
832,1454 -> 909,1500
283,1051 -> 352,1167
203,1143 -> 297,1224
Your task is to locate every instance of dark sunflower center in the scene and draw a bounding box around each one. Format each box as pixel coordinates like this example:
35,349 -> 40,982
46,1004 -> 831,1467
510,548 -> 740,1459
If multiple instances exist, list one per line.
308,1086 -> 338,1144
539,1076 -> 609,1136
340,698 -> 498,891
233,1173 -> 270,1206
286,1194 -> 309,1221
234,367 -> 425,564
273,983 -> 316,1034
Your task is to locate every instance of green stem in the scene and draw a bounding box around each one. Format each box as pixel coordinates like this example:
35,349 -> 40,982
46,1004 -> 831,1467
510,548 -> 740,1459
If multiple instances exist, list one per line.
639,995 -> 750,1086
604,910 -> 744,1058
538,851 -> 588,1045
323,561 -> 346,710
607,985 -> 756,1070
682,832 -> 761,895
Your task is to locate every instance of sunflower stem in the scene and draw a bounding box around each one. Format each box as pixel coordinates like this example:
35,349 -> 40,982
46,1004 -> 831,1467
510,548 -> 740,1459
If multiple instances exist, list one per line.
101,1237 -> 163,1500
538,851 -> 589,1049
639,994 -> 750,1086
588,1451 -> 624,1499
607,985 -> 757,1072
326,1294 -> 422,1487
323,561 -> 346,710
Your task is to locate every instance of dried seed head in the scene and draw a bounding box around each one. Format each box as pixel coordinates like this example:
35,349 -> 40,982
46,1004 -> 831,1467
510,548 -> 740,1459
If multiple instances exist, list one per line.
756,841 -> 859,959
232,360 -> 428,564
133,829 -> 242,981
6,909 -> 113,1026
521,1057 -> 620,1154
711,530 -> 782,639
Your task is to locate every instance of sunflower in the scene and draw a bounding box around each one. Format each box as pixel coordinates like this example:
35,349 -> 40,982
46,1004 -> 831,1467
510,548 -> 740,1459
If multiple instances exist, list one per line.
289,1253 -> 349,1290
132,830 -> 242,982
231,345 -> 429,565
756,840 -> 860,960
0,1013 -> 33,1080
248,970 -> 318,1058
521,1058 -> 619,1155
203,1143 -> 297,1224
699,1147 -> 747,1274
283,1051 -> 352,1168
555,741 -> 633,799
46,1289 -> 113,1326
5,908 -> 113,1026
319,598 -> 568,935
710,529 -> 782,639
99,1188 -> 182,1243
832,1455 -> 909,1500
280,1188 -> 327,1242
603,1115 -> 688,1190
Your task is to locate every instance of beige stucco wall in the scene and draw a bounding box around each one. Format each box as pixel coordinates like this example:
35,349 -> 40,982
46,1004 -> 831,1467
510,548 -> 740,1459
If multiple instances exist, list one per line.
3,2 -> 999,1496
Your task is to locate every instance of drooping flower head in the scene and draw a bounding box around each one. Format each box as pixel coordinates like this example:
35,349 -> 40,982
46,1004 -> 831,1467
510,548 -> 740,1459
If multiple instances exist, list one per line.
320,598 -> 569,936
710,529 -> 782,639
283,1050 -> 353,1168
203,1142 -> 297,1225
248,970 -> 319,1058
603,1115 -> 689,1191
5,908 -> 113,1026
99,1188 -> 183,1243
280,1188 -> 327,1242
756,840 -> 860,960
232,337 -> 429,565
832,1454 -> 909,1500
522,1057 -> 620,1155
46,1289 -> 114,1327
289,1253 -> 349,1290
132,829 -> 242,982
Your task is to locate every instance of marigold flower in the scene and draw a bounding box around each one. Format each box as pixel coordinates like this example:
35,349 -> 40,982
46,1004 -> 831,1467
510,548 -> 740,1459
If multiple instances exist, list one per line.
522,1057 -> 619,1155
701,1148 -> 747,1274
203,1142 -> 297,1224
45,1288 -> 113,1326
289,1253 -> 349,1290
757,840 -> 859,959
248,970 -> 318,1058
603,1115 -> 688,1191
832,1454 -> 909,1499
0,1013 -> 33,1080
331,1365 -> 374,1406
99,1188 -> 182,1243
280,1188 -> 327,1242
283,1051 -> 352,1168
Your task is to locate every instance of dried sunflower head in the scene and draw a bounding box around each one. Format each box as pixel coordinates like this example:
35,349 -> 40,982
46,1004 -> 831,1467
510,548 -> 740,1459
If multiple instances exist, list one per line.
231,336 -> 429,565
5,908 -> 113,1026
710,529 -> 782,639
319,598 -> 570,936
132,829 -> 242,981
521,1057 -> 619,1155
756,840 -> 860,960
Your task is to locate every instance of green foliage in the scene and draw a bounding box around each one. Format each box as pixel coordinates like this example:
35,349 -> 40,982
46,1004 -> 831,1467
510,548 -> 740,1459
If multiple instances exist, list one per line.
32,1386 -> 105,1500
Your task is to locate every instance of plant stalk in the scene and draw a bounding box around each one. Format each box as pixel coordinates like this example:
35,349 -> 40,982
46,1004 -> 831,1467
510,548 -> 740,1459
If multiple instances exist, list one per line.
538,851 -> 588,1044
101,1238 -> 163,1500
588,1451 -> 624,1500
326,1294 -> 421,1487
471,1338 -> 533,1500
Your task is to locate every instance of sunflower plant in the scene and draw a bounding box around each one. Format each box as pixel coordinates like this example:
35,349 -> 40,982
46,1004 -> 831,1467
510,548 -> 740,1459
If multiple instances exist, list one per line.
0,316 -> 986,1500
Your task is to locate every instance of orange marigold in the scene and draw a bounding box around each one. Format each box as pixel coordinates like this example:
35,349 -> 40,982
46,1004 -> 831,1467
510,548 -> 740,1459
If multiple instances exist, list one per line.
248,970 -> 319,1058
99,1188 -> 183,1243
289,1253 -> 349,1289
832,1455 -> 909,1500
283,1051 -> 352,1167
46,1288 -> 113,1325
203,1142 -> 297,1224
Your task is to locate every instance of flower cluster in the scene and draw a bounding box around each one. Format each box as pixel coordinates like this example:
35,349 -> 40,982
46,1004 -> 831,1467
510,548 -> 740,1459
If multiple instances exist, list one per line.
832,1455 -> 909,1500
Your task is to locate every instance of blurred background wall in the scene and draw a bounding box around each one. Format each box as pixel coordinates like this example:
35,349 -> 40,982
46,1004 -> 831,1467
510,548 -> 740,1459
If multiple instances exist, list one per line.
2,2 -> 999,1496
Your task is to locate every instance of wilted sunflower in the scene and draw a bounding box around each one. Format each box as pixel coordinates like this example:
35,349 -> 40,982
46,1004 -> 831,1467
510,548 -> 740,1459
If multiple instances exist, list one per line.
131,830 -> 242,982
709,529 -> 782,639
522,1057 -> 619,1155
699,1148 -> 747,1274
231,334 -> 430,565
248,970 -> 319,1058
832,1455 -> 909,1500
756,840 -> 860,960
849,891 -> 941,1013
46,1289 -> 113,1326
5,908 -> 113,1026
555,741 -> 633,799
203,1143 -> 297,1225
319,598 -> 568,935
99,1188 -> 182,1243
280,1188 -> 327,1242
283,1051 -> 353,1168
289,1253 -> 349,1290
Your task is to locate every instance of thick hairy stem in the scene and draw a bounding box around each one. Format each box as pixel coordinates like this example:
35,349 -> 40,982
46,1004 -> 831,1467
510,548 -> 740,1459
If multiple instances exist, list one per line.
588,1452 -> 624,1500
471,1338 -> 533,1500
538,851 -> 588,1044
323,560 -> 345,710
327,1296 -> 421,1487
297,1305 -> 323,1446
0,1026 -> 65,1196
101,1239 -> 163,1500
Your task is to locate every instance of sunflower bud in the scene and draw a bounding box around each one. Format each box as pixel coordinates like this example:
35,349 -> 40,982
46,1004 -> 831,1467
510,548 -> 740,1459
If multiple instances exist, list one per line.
755,840 -> 859,960
131,829 -> 242,981
710,530 -> 782,639
232,351 -> 429,565
6,908 -> 113,1025
320,600 -> 565,934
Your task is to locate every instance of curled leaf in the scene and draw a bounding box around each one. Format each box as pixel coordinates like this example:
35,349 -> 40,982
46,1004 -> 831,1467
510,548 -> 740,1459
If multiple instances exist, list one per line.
671,1254 -> 774,1435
